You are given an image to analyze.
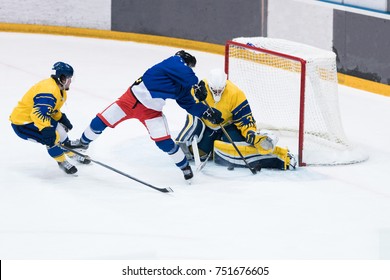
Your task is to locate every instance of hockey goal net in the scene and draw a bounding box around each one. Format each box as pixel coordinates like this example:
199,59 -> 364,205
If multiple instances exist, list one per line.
225,37 -> 367,166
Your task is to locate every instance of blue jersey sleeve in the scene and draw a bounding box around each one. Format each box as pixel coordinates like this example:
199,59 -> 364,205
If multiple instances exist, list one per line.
176,94 -> 208,117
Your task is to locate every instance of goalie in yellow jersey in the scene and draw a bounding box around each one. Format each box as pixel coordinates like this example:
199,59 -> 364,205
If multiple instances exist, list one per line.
176,68 -> 297,171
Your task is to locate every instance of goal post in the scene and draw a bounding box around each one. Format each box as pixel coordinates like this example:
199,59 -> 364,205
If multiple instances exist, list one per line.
225,37 -> 368,166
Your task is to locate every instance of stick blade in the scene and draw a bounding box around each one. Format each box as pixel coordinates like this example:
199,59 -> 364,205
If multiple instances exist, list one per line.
158,187 -> 174,193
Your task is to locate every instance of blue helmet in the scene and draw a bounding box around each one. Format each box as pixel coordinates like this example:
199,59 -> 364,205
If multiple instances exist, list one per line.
52,62 -> 74,78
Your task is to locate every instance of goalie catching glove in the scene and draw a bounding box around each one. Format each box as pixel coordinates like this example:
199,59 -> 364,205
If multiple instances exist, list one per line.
246,130 -> 279,154
193,80 -> 207,101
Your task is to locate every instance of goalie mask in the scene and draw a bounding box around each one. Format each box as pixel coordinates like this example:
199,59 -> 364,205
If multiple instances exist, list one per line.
208,68 -> 227,102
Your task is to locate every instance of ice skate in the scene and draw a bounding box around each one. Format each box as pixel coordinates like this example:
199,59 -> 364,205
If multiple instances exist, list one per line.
65,150 -> 91,165
63,139 -> 89,151
58,160 -> 78,174
181,164 -> 194,182
74,154 -> 91,164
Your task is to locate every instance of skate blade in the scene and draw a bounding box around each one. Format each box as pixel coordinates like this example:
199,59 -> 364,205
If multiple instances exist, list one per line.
185,178 -> 193,185
61,172 -> 78,177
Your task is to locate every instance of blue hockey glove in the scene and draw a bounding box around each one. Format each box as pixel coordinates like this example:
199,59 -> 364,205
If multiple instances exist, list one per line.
202,107 -> 224,124
41,127 -> 56,146
194,80 -> 207,101
59,113 -> 73,131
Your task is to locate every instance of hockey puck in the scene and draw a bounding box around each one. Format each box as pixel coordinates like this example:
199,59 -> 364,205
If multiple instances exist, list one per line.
227,165 -> 234,171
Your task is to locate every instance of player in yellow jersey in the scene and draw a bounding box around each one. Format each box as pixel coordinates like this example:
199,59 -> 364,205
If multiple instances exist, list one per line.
9,62 -> 90,175
176,68 -> 296,171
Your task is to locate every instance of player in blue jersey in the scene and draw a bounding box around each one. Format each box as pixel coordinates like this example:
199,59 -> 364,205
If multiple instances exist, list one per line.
66,50 -> 223,181
10,62 -> 90,175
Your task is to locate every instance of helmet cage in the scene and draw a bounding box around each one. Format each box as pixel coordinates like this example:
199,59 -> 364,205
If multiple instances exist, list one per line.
210,85 -> 226,102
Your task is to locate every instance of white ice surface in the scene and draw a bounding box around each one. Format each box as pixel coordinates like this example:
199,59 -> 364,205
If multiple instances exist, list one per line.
1,32 -> 390,260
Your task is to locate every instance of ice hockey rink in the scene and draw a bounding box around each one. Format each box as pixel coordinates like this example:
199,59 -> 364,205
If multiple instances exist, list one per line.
1,32 -> 390,262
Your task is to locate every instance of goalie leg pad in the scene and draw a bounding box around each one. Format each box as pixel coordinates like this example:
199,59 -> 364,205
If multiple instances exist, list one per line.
272,146 -> 296,170
177,142 -> 193,161
175,114 -> 205,145
196,127 -> 222,156
214,140 -> 288,170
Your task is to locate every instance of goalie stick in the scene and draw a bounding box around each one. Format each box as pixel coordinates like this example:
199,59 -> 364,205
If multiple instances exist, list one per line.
203,100 -> 257,175
196,152 -> 212,172
60,145 -> 173,193
191,135 -> 201,169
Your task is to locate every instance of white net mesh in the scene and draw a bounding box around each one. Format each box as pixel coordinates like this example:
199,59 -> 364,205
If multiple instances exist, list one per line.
227,37 -> 367,165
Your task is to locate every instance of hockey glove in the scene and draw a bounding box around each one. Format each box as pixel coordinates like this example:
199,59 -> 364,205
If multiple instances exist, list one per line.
202,107 -> 224,124
246,130 -> 278,154
41,126 -> 57,147
193,80 -> 207,101
58,113 -> 73,131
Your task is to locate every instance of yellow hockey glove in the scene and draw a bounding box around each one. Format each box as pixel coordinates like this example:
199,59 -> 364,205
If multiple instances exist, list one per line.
245,130 -> 278,154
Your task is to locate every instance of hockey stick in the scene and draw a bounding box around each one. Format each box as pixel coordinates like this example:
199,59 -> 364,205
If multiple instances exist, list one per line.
203,101 -> 257,175
191,135 -> 201,169
196,151 -> 212,172
60,145 -> 173,193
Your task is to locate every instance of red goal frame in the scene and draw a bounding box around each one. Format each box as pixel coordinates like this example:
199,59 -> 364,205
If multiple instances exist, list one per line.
225,40 -> 308,166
